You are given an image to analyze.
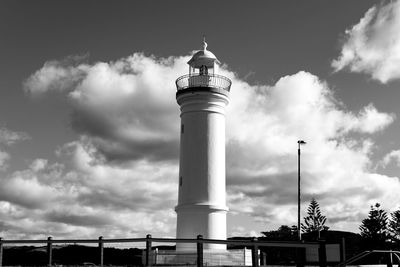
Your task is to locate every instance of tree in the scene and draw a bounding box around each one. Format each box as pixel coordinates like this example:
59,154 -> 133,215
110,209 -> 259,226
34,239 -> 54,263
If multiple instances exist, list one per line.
260,225 -> 298,264
301,198 -> 329,239
359,203 -> 388,246
389,209 -> 400,243
261,225 -> 297,241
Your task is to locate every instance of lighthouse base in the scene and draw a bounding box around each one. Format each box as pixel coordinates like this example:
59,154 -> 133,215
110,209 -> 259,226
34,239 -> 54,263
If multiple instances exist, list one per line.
144,248 -> 254,266
176,204 -> 228,251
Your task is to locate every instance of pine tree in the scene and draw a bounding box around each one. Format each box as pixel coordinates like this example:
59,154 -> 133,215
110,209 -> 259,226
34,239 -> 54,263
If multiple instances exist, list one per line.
389,209 -> 400,242
359,203 -> 388,245
301,198 -> 329,239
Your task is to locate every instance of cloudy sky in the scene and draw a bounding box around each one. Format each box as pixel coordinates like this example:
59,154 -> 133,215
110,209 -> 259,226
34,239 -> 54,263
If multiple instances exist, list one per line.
1,0 -> 400,239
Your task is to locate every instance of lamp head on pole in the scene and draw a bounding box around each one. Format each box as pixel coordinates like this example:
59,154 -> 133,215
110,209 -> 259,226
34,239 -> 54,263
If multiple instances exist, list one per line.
298,140 -> 306,145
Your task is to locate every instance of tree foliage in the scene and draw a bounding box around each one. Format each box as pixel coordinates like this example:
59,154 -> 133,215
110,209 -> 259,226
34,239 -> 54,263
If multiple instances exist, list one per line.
260,225 -> 298,264
389,209 -> 400,242
301,198 -> 329,239
261,225 -> 297,241
359,203 -> 388,243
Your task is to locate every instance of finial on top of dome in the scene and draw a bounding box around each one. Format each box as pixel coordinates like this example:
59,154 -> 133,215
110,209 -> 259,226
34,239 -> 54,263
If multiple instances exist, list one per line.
203,35 -> 208,51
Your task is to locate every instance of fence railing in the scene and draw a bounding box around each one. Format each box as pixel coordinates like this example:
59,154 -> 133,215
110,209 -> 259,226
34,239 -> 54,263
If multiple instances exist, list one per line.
335,250 -> 400,267
0,234 -> 335,267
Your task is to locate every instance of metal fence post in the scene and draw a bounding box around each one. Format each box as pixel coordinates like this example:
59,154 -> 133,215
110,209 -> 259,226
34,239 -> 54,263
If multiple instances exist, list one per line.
261,251 -> 267,266
388,250 -> 393,267
0,237 -> 3,267
47,236 -> 52,267
296,243 -> 305,267
145,234 -> 152,267
98,236 -> 104,267
340,237 -> 346,264
197,235 -> 203,267
251,237 -> 259,267
318,240 -> 327,267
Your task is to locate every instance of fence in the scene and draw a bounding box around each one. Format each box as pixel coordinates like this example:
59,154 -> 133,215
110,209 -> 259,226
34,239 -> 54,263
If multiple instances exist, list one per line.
0,235 -> 340,267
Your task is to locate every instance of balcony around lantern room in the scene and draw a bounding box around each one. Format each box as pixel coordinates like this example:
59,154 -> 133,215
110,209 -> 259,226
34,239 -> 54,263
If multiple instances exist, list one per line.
175,73 -> 232,92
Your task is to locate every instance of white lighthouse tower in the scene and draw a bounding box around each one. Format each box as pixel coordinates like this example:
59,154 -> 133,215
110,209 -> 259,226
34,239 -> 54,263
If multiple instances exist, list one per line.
175,39 -> 232,251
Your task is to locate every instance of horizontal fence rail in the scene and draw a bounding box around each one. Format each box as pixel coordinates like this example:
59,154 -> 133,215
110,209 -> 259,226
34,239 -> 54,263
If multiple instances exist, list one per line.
176,73 -> 232,91
0,234 -> 334,267
0,237 -> 319,248
335,250 -> 400,267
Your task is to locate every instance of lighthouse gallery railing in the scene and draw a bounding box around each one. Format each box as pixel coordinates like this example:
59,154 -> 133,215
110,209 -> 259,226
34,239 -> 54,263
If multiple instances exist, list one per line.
176,73 -> 232,91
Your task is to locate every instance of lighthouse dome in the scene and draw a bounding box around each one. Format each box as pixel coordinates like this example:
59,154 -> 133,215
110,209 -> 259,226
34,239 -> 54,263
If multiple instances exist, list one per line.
187,39 -> 220,69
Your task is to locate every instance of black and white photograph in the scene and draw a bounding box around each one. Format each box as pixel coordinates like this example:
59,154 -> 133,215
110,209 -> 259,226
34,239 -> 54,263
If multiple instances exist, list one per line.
1,1 -> 400,266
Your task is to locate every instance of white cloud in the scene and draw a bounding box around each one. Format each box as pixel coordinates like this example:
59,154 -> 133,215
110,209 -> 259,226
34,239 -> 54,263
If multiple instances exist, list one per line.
0,140 -> 177,239
332,0 -> 400,83
0,127 -> 30,146
29,159 -> 48,172
25,54 -> 184,162
218,69 -> 396,232
0,150 -> 10,171
381,149 -> 400,167
229,226 -> 259,237
0,127 -> 30,171
23,55 -> 89,96
352,104 -> 395,133
16,52 -> 399,238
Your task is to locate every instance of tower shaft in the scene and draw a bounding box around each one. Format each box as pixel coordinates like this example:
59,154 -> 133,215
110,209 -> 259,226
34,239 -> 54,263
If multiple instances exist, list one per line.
175,91 -> 229,251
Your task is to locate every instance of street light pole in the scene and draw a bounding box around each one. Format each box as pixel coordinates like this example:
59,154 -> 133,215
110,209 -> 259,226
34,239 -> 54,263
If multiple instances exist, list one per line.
297,140 -> 306,241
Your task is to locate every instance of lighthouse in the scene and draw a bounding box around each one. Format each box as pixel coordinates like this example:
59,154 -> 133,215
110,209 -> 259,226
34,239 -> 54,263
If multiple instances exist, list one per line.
175,39 -> 231,251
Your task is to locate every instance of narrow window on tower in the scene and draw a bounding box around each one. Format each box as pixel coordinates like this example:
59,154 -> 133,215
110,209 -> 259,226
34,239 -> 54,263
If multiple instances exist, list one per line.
179,176 -> 183,186
181,124 -> 184,134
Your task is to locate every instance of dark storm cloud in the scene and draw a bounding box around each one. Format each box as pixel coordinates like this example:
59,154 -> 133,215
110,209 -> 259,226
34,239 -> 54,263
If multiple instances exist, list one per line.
328,211 -> 364,225
68,107 -> 180,164
0,178 -> 55,209
45,211 -> 114,227
228,172 -> 298,205
0,221 -> 11,231
76,189 -> 175,212
71,106 -> 180,162
96,139 -> 179,162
